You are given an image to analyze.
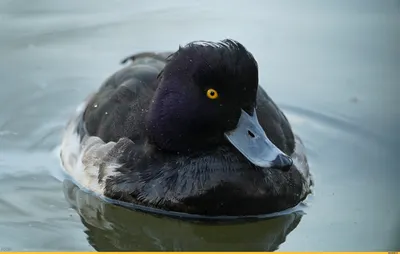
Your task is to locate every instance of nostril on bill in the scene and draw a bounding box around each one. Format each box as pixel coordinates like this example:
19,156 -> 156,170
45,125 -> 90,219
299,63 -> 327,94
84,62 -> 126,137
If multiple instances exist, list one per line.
247,130 -> 255,138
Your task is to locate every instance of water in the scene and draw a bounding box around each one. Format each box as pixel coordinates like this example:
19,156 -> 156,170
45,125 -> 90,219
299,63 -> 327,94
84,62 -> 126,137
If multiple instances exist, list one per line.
0,0 -> 399,251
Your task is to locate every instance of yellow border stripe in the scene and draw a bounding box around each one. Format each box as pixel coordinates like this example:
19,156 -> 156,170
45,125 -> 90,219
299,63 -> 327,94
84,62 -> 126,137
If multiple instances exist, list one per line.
3,252 -> 395,254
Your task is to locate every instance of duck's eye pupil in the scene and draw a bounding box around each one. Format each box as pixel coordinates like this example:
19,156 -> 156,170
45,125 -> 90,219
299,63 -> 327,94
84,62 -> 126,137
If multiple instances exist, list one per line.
206,88 -> 218,99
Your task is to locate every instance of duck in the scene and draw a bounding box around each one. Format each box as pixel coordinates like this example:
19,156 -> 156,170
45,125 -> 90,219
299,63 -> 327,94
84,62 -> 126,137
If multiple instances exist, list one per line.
60,39 -> 313,217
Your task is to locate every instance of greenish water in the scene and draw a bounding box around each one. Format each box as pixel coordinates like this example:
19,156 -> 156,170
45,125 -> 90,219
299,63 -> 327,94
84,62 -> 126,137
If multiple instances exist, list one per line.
0,0 -> 399,251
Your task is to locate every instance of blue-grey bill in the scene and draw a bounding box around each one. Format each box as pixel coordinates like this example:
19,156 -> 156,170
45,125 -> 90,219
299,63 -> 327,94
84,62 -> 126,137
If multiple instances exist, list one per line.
224,109 -> 293,171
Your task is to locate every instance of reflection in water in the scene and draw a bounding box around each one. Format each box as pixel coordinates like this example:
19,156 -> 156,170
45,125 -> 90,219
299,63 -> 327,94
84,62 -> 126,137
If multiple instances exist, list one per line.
63,179 -> 303,251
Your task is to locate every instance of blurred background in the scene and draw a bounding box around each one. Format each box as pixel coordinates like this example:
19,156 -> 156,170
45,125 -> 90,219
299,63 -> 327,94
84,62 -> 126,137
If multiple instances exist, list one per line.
0,0 -> 399,251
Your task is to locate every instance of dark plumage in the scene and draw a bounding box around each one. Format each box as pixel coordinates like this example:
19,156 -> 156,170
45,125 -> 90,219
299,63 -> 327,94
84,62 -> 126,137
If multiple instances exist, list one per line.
60,39 -> 312,217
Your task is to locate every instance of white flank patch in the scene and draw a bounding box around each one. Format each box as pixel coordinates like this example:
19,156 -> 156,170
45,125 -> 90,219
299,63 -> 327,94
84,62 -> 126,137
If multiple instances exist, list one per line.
60,98 -> 122,195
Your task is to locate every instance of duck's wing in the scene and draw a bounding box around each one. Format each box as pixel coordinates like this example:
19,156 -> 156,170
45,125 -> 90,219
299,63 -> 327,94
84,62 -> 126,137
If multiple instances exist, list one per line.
81,52 -> 172,144
255,86 -> 296,156
255,86 -> 313,197
60,52 -> 171,196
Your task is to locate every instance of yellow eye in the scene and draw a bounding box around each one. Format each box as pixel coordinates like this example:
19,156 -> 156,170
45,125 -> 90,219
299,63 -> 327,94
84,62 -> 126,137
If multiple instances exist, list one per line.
206,88 -> 219,99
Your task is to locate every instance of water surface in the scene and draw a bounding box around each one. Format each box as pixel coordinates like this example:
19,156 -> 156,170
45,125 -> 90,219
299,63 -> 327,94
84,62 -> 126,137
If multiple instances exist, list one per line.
0,0 -> 399,251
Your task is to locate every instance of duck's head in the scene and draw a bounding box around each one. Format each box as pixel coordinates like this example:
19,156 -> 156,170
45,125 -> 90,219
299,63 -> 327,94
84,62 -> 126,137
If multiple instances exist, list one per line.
146,39 -> 292,170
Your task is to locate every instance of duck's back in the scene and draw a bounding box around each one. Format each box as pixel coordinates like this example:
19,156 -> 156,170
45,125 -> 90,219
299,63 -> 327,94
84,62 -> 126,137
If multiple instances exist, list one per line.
81,53 -> 170,144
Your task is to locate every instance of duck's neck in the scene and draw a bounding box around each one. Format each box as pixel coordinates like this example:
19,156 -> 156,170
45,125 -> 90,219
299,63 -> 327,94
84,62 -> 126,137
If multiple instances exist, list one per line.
145,116 -> 218,154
